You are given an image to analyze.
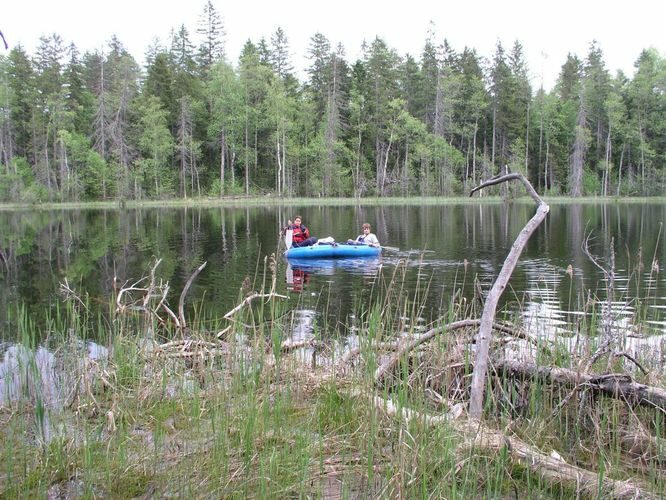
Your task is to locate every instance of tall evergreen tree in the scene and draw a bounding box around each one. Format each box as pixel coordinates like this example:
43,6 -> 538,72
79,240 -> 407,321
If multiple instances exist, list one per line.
270,27 -> 294,81
105,36 -> 141,198
33,33 -> 68,195
456,48 -> 487,186
196,0 -> 225,73
5,46 -> 36,162
626,48 -> 665,193
238,40 -> 272,194
207,61 -> 244,194
143,50 -> 176,122
364,37 -> 401,194
583,41 -> 611,177
306,32 -> 331,120
64,43 -> 94,135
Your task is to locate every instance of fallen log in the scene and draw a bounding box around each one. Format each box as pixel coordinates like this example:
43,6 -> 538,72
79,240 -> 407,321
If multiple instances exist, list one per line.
494,359 -> 666,411
455,419 -> 656,499
373,395 -> 656,499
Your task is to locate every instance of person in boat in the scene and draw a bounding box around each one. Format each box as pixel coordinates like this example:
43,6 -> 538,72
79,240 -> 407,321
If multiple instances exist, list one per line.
347,223 -> 380,247
285,216 -> 318,247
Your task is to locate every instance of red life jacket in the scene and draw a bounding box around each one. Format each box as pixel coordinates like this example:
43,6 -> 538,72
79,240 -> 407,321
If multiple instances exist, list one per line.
289,224 -> 310,243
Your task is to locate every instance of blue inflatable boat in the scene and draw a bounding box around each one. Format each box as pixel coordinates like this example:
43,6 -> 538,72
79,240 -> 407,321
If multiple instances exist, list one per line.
285,244 -> 381,259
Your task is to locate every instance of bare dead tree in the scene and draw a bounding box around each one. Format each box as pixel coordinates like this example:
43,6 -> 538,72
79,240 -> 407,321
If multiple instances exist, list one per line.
176,97 -> 194,199
569,92 -> 588,197
468,172 -> 549,419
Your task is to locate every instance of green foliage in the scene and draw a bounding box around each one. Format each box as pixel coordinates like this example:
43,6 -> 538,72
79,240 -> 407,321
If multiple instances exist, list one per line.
0,157 -> 35,202
582,167 -> 602,195
60,130 -> 113,200
0,28 -> 664,200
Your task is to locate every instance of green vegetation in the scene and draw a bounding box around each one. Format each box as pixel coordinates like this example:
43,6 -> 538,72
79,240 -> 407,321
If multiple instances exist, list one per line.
1,2 -> 664,203
1,260 -> 665,498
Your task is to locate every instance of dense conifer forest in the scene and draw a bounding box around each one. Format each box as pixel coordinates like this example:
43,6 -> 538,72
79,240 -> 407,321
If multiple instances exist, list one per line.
0,1 -> 664,202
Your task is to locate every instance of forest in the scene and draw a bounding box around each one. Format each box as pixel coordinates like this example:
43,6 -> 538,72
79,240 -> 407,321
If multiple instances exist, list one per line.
0,1 -> 664,202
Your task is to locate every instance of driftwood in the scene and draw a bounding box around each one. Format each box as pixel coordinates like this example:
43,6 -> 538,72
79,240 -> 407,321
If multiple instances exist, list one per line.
216,291 -> 288,338
115,259 -> 208,332
455,419 -> 655,499
374,319 -> 529,384
494,359 -> 666,412
373,395 -> 654,499
468,173 -> 550,419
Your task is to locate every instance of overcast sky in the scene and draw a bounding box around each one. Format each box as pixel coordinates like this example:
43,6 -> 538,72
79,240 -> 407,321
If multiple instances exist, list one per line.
4,0 -> 664,91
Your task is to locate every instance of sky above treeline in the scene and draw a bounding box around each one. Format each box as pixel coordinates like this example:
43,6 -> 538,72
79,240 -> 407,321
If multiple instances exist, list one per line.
3,0 -> 664,91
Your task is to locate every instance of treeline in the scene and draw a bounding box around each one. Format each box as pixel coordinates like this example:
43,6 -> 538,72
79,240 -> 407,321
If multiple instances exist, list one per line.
0,2 -> 664,202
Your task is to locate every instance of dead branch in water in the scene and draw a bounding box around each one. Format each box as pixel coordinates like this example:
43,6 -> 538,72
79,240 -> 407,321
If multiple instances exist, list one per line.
115,259 -> 208,332
468,172 -> 549,419
373,319 -> 528,384
178,261 -> 207,330
216,291 -> 288,338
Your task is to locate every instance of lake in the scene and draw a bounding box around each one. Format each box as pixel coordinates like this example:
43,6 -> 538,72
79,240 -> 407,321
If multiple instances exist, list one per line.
0,201 -> 664,344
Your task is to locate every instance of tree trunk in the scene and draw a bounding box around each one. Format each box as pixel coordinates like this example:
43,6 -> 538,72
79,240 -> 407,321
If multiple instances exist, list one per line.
220,131 -> 226,196
569,96 -> 587,197
604,122 -> 612,197
468,173 -> 549,419
617,145 -> 625,196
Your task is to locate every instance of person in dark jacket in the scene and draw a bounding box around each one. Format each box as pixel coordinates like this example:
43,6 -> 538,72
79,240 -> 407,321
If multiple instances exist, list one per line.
285,216 -> 318,247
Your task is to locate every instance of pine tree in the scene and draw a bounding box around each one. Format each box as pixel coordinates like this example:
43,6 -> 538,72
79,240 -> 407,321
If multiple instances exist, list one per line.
270,28 -> 294,82
207,61 -> 244,195
583,41 -> 611,182
196,0 -> 225,73
5,46 -> 36,163
306,32 -> 331,120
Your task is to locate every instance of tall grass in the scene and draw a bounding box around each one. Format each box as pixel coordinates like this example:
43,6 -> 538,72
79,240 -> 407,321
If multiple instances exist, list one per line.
1,258 -> 664,498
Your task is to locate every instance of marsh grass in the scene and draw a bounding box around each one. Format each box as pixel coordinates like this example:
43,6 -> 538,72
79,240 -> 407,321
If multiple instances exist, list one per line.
1,258 -> 665,498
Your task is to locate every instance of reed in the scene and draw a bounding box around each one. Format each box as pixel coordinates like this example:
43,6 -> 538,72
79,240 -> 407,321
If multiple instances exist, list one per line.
1,258 -> 665,498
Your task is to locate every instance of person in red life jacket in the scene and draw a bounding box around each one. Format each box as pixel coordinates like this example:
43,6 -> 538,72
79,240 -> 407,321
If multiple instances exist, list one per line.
285,215 -> 318,247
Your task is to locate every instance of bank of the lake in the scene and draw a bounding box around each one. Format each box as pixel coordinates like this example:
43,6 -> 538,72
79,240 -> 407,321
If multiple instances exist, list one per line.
1,195 -> 665,212
2,268 -> 665,498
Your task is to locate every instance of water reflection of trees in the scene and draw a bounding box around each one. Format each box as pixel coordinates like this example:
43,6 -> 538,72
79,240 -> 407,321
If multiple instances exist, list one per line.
0,203 -> 663,342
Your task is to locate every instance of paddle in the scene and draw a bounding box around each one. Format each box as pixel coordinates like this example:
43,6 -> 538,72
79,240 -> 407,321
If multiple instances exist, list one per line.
285,229 -> 293,250
381,246 -> 435,255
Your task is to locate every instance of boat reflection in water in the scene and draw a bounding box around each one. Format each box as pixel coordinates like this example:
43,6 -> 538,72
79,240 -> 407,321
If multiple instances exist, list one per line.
286,257 -> 382,277
285,265 -> 311,293
285,257 -> 383,347
285,256 -> 382,293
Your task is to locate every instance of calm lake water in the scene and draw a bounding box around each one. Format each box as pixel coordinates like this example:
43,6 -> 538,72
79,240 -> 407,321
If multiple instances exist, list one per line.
1,202 -> 665,343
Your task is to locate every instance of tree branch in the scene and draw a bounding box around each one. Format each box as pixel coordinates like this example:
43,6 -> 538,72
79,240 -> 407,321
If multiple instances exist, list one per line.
468,172 -> 549,419
178,261 -> 207,329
